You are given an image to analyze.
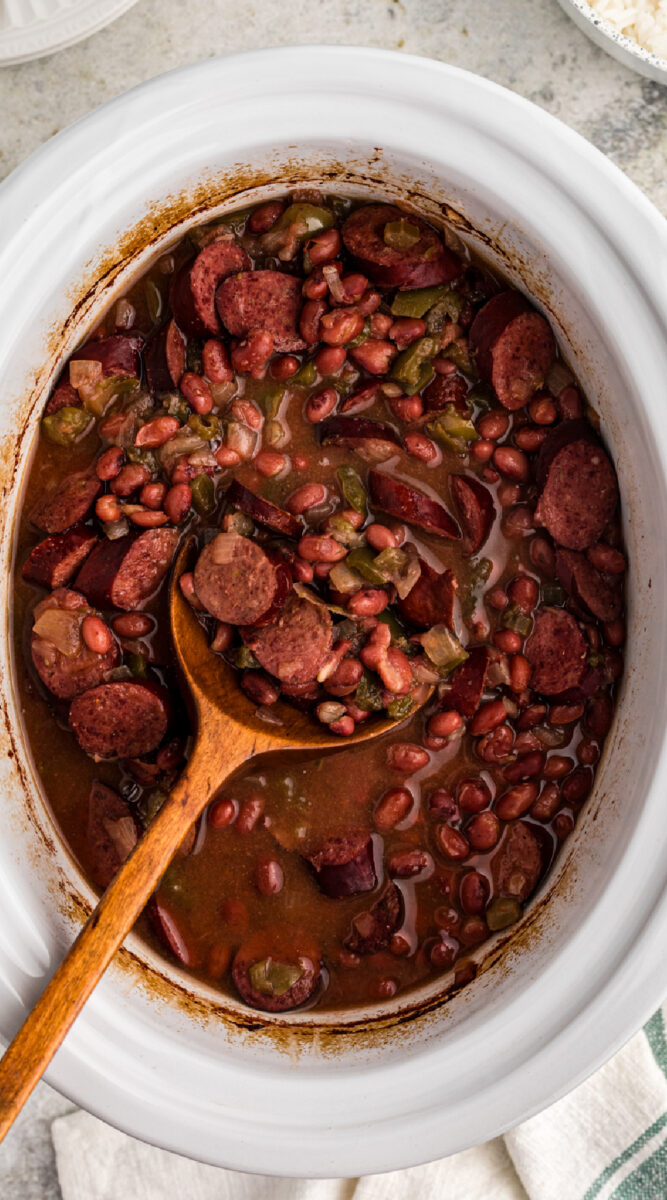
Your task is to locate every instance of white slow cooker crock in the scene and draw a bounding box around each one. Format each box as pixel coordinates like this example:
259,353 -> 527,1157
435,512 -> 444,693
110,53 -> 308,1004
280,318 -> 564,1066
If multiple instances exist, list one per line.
1,46 -> 667,1177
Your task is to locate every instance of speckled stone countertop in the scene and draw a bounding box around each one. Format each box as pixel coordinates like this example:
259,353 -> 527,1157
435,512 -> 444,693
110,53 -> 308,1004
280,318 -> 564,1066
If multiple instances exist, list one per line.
0,1 -> 665,1196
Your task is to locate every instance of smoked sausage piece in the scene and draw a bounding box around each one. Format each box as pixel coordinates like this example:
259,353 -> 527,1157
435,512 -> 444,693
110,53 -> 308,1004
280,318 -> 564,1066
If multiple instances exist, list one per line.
555,548 -> 623,622
194,532 -> 291,626
451,474 -> 495,556
69,679 -> 171,759
45,381 -> 81,416
341,204 -> 462,289
22,525 -> 98,590
319,416 -> 403,462
368,469 -> 460,539
226,479 -> 302,539
469,291 -> 555,410
31,588 -> 119,700
492,820 -> 544,902
216,270 -> 306,353
232,931 -> 321,1013
397,558 -> 456,629
344,884 -> 403,955
71,333 -> 143,378
75,528 -> 179,611
170,240 -> 250,337
32,472 -> 101,534
440,646 -> 490,717
87,780 -> 141,889
524,607 -> 588,695
144,319 -> 186,393
241,591 -> 333,685
307,831 -> 376,897
535,434 -> 618,551
422,373 -> 469,413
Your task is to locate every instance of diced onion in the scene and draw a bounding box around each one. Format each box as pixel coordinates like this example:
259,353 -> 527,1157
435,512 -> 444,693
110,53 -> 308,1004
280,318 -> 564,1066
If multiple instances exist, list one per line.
545,359 -> 574,396
322,263 -> 347,304
114,298 -> 136,330
69,359 -> 103,391
33,609 -> 83,657
103,816 -> 138,862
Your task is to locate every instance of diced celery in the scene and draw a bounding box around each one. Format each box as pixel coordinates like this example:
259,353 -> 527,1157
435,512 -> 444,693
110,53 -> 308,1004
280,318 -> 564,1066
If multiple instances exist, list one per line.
346,547 -> 388,585
486,898 -> 522,931
126,445 -> 159,472
128,652 -> 148,678
440,340 -> 474,376
501,605 -> 533,637
188,413 -> 222,442
383,219 -> 421,251
248,958 -> 303,996
291,360 -> 317,387
392,285 -> 462,321
236,646 -> 259,669
427,404 -> 478,450
391,337 -> 439,390
328,560 -> 365,595
277,203 -> 334,236
337,465 -> 367,514
419,624 -> 469,674
542,583 -> 566,606
387,694 -> 414,719
191,474 -> 215,515
165,394 -> 191,422
354,671 -> 385,712
42,406 -> 93,445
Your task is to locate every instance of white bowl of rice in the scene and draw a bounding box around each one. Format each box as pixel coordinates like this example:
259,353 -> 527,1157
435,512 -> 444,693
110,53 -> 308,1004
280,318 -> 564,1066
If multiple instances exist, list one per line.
556,0 -> 667,81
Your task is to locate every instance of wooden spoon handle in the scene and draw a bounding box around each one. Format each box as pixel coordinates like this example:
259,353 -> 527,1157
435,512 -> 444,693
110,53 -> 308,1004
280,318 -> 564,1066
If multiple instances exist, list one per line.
0,727 -> 241,1141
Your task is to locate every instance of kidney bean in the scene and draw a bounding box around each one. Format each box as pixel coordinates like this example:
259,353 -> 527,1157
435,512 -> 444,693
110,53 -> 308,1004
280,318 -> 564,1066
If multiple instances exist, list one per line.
515,425 -> 547,452
231,329 -> 275,375
549,702 -> 584,726
161,483 -> 191,524
585,694 -> 614,739
510,654 -> 531,693
111,612 -> 153,638
561,766 -> 593,804
344,701 -> 371,724
558,385 -> 583,420
314,562 -> 333,580
503,751 -> 546,782
404,432 -> 439,463
496,484 -> 519,511
357,289 -> 382,316
388,394 -> 423,423
351,339 -> 397,375
325,657 -> 364,697
528,782 -> 561,821
302,271 -> 330,301
459,916 -> 488,946
471,439 -> 494,464
297,298 -> 325,343
156,738 -> 185,771
508,574 -> 539,613
247,200 -> 285,234
517,704 -> 548,732
268,354 -> 298,381
542,755 -> 573,781
429,939 -> 457,969
374,787 -> 413,831
179,571 -> 206,611
314,345 -> 346,375
305,387 -> 338,423
214,446 -> 242,468
364,524 -> 397,553
377,646 -> 412,695
494,630 -> 521,654
460,871 -> 490,915
486,586 -> 509,611
135,415 -> 180,449
139,482 -> 167,510
389,849 -> 432,878
369,313 -> 392,338
478,411 -> 509,440
207,942 -> 232,979
387,742 -> 430,774
81,615 -> 113,655
577,738 -> 600,766
428,711 -> 463,739
587,542 -> 626,574
467,810 -> 501,851
332,273 -> 368,306
253,450 -> 286,478
348,588 -> 389,617
180,371 -> 214,415
95,494 -> 122,523
236,795 -> 265,835
530,535 -> 556,575
127,507 -> 169,528
231,399 -> 263,431
292,557 -> 314,583
285,482 -> 326,515
329,715 -> 355,736
390,933 -> 412,957
437,824 -> 470,861
298,534 -> 347,563
209,622 -> 232,653
477,724 -> 514,764
470,700 -> 507,737
307,227 -> 342,265
455,778 -> 490,815
256,857 -> 284,896
603,618 -> 625,648
241,671 -> 280,707
110,463 -> 152,497
209,796 -> 236,829
319,308 -> 364,347
553,811 -> 574,840
428,789 -> 459,821
388,317 -> 427,349
527,394 -> 557,424
201,337 -> 233,383
96,446 -> 124,481
493,445 -> 529,482
495,782 -> 539,820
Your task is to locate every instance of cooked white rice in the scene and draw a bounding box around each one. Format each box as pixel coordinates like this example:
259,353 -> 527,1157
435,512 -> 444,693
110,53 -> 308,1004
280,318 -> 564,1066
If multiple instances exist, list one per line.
589,0 -> 667,58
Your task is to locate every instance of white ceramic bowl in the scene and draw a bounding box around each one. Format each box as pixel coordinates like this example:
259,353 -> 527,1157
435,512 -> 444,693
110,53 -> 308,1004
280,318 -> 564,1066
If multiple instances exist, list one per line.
556,0 -> 667,82
1,46 -> 667,1176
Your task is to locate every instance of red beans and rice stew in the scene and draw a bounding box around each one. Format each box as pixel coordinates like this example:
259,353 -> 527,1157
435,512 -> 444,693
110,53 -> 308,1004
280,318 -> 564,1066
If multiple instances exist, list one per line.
14,192 -> 625,1013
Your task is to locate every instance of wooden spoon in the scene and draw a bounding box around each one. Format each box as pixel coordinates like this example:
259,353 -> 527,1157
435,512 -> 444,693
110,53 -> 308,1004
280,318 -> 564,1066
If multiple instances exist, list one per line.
0,537 -> 433,1139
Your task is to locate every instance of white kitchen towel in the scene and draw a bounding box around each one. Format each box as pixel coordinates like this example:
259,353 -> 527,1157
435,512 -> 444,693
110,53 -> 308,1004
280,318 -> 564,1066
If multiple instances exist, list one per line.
52,1005 -> 667,1200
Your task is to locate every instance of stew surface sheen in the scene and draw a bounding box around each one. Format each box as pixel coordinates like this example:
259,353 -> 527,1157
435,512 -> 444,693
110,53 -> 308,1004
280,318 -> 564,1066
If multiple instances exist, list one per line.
13,191 -> 626,1014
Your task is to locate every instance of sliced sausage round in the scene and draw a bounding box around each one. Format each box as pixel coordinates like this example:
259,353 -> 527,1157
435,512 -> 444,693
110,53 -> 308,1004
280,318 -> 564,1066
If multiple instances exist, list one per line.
341,204 -> 462,289
492,820 -> 544,902
170,240 -> 250,336
422,373 -> 469,413
535,437 -> 618,550
232,931 -> 321,1013
31,588 -> 119,700
368,469 -> 460,539
307,831 -> 376,897
32,472 -> 101,534
344,883 -> 403,955
524,607 -> 588,695
45,381 -> 81,416
555,548 -> 623,622
440,646 -> 490,718
398,559 -> 456,629
225,479 -> 302,539
216,270 -> 306,353
451,474 -> 495,556
241,591 -> 332,685
75,528 -> 179,612
71,333 -> 143,378
193,532 -> 291,626
87,780 -> 141,889
469,291 -> 555,410
69,679 -> 171,759
144,319 -> 186,394
319,416 -> 403,462
22,525 -> 98,590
